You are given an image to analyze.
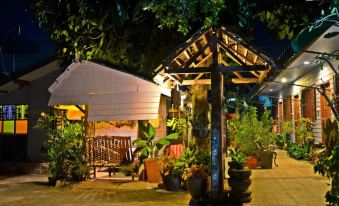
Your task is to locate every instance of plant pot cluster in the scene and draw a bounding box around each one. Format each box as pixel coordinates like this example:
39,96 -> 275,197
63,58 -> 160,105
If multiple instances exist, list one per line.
228,165 -> 252,203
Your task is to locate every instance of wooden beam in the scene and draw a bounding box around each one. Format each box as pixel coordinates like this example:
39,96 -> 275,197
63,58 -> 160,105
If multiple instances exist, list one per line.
166,65 -> 267,74
244,48 -> 248,57
184,51 -> 191,59
195,52 -> 212,67
220,40 -> 256,66
210,30 -> 224,203
167,67 -> 211,74
228,78 -> 259,84
0,90 -> 8,94
194,73 -> 204,81
182,79 -> 211,85
258,71 -> 267,82
217,40 -> 246,66
14,79 -> 30,86
217,65 -> 267,72
233,72 -> 243,78
182,43 -> 211,67
250,71 -> 260,78
162,29 -> 210,67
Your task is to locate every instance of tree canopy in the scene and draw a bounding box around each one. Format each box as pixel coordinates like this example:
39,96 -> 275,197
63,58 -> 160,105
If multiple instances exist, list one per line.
30,0 -> 338,77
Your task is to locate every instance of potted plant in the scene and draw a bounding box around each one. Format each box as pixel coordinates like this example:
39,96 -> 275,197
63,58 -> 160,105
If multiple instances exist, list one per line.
281,120 -> 293,147
160,156 -> 182,191
228,148 -> 246,170
182,164 -> 210,203
256,109 -> 278,169
234,107 -> 260,169
133,121 -> 179,183
35,112 -> 88,186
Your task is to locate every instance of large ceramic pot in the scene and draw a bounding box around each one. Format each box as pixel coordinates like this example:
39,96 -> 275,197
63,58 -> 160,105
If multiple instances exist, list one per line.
260,151 -> 273,169
144,158 -> 162,183
228,169 -> 252,203
246,156 -> 258,169
187,178 -> 209,200
162,175 -> 181,191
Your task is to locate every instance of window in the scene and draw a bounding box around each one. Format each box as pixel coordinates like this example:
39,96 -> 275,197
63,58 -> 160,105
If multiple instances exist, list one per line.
0,105 -> 28,135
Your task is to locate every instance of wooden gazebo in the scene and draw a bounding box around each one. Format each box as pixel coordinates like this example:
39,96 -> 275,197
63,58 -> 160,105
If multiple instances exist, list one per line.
153,27 -> 276,203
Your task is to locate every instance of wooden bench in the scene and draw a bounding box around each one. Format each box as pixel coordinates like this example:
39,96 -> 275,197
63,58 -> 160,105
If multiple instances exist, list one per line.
85,136 -> 133,178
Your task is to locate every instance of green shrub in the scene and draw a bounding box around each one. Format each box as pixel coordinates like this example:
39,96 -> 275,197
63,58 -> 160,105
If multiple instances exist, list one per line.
35,112 -> 88,181
287,143 -> 310,160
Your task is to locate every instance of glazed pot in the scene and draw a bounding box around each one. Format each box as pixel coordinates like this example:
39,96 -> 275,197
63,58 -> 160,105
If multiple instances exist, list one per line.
259,151 -> 273,169
162,175 -> 181,191
187,178 -> 209,200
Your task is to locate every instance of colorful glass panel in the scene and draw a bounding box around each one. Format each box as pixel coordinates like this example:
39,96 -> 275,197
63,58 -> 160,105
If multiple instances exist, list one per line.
15,105 -> 28,120
16,120 -> 28,135
3,105 -> 15,120
3,120 -> 15,134
0,105 -> 2,119
0,120 -> 2,133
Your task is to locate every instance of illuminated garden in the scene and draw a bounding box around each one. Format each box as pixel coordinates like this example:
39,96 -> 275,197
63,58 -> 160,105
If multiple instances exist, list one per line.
0,0 -> 338,205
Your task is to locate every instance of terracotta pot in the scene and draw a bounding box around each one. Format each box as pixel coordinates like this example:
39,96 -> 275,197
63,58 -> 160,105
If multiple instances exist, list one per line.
144,158 -> 162,183
226,113 -> 237,120
246,156 -> 258,169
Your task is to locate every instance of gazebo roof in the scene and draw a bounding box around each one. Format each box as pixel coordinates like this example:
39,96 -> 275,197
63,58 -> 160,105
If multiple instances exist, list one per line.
153,27 -> 276,86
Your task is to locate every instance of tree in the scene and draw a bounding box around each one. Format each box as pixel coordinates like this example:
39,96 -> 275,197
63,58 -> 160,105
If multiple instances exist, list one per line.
30,0 -> 337,76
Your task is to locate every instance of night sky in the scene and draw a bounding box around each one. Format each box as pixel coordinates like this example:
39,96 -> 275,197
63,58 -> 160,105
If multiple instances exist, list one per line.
0,0 -> 289,74
0,0 -> 56,74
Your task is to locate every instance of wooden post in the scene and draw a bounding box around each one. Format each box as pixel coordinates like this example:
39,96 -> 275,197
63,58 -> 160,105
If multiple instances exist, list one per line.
210,30 -> 225,203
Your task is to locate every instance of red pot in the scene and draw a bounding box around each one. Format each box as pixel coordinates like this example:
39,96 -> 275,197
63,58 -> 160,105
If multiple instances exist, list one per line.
246,156 -> 258,169
226,113 -> 237,120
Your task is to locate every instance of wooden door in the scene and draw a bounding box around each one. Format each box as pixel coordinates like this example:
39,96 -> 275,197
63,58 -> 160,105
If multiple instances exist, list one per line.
283,96 -> 292,121
293,95 -> 300,142
320,83 -> 331,143
301,88 -> 316,121
278,102 -> 283,133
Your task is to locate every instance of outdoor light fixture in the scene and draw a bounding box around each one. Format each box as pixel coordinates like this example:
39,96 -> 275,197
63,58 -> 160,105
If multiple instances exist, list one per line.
303,61 -> 310,65
269,89 -> 273,92
281,78 -> 287,83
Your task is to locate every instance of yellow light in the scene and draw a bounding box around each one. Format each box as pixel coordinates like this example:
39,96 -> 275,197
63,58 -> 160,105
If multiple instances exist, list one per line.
303,61 -> 310,65
281,78 -> 287,83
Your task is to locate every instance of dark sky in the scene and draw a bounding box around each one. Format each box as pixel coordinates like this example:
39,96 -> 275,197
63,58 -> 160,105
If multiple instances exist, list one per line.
0,0 -> 289,74
0,0 -> 56,74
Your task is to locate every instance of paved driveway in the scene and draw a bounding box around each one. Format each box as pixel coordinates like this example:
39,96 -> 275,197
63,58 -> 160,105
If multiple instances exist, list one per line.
0,150 -> 330,206
244,150 -> 329,206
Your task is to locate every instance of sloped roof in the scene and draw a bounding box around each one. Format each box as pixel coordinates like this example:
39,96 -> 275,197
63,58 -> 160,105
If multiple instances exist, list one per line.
48,61 -> 162,121
153,27 -> 276,87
